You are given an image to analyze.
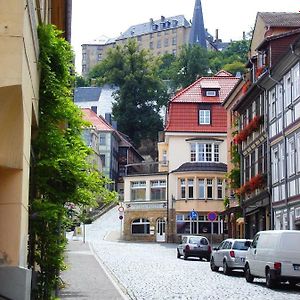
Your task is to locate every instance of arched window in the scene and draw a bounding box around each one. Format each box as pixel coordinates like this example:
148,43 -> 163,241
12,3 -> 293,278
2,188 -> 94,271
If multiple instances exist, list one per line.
131,218 -> 150,234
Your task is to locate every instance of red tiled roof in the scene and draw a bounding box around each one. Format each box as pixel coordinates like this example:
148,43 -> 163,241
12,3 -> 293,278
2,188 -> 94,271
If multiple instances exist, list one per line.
165,71 -> 238,132
171,71 -> 238,104
81,108 -> 114,132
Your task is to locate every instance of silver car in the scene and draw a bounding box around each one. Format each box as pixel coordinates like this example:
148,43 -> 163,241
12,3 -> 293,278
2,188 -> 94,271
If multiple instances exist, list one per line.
177,235 -> 211,261
210,239 -> 252,274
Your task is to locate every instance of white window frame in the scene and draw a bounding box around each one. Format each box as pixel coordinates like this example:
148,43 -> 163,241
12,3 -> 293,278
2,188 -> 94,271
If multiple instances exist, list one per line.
288,137 -> 296,177
272,147 -> 279,184
199,110 -> 211,124
296,132 -> 300,173
187,179 -> 194,199
206,90 -> 217,97
206,179 -> 213,199
217,179 -> 223,199
198,179 -> 205,199
292,62 -> 300,101
190,142 -> 220,162
284,72 -> 292,108
131,181 -> 146,201
150,180 -> 166,201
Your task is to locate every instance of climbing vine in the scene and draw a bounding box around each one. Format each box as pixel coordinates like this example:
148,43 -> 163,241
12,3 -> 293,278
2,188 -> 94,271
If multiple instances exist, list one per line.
29,24 -> 117,299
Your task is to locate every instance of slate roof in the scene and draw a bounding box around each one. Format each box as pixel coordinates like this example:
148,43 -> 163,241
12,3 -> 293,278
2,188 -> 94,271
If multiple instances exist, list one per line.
118,15 -> 190,40
81,108 -> 114,132
74,87 -> 102,102
189,0 -> 206,48
258,12 -> 300,28
172,162 -> 227,173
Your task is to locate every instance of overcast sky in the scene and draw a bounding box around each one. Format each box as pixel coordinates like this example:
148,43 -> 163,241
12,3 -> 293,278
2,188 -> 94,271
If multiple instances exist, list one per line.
71,0 -> 300,73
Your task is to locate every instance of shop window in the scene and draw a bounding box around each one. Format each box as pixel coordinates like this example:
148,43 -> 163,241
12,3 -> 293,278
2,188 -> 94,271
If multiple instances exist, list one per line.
132,218 -> 150,234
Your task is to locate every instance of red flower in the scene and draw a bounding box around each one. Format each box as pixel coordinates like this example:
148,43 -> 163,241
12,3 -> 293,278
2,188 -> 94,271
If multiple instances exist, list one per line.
256,67 -> 264,78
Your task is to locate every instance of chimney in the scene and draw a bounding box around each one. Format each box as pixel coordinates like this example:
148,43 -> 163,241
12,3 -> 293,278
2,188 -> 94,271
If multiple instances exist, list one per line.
215,29 -> 219,41
112,120 -> 117,130
105,113 -> 112,125
150,18 -> 154,24
161,16 -> 165,22
243,31 -> 246,40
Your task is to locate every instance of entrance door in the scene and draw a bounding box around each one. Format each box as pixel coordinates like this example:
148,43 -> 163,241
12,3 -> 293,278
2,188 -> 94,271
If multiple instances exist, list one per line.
156,218 -> 166,242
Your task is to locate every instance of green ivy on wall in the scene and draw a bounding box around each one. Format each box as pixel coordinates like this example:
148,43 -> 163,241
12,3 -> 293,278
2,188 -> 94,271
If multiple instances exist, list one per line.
29,24 -> 117,299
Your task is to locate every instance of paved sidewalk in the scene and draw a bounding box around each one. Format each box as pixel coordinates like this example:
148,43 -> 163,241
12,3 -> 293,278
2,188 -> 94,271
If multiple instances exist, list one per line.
59,240 -> 128,300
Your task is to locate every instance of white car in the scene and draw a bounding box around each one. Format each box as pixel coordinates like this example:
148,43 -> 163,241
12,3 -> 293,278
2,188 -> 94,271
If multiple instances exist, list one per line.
177,235 -> 211,261
245,230 -> 300,288
210,239 -> 251,275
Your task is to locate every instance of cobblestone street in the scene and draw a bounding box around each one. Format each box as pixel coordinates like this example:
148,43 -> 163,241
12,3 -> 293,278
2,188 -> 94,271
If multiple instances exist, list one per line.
85,207 -> 300,300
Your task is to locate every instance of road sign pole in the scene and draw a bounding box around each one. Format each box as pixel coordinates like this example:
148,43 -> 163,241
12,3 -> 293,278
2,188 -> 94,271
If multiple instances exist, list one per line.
211,221 -> 213,245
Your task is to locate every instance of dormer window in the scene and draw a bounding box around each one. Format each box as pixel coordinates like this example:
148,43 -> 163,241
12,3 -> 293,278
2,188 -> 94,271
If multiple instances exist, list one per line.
199,109 -> 211,124
205,90 -> 217,97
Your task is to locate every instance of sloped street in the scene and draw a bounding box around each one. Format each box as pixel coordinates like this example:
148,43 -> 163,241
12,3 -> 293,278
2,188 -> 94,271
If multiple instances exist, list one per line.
81,207 -> 300,300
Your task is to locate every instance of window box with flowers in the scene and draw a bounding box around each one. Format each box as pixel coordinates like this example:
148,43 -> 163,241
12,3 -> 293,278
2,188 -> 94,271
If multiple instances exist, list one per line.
233,115 -> 263,144
241,80 -> 251,94
236,174 -> 266,196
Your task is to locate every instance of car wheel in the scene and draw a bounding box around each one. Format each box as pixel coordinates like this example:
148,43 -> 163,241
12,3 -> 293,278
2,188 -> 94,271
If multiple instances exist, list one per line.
177,249 -> 181,259
266,268 -> 277,289
223,260 -> 231,275
289,280 -> 298,288
245,264 -> 254,283
210,258 -> 219,272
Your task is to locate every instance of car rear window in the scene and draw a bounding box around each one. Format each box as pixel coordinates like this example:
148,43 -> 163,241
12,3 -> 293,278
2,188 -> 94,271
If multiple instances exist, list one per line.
233,241 -> 249,251
189,237 -> 201,244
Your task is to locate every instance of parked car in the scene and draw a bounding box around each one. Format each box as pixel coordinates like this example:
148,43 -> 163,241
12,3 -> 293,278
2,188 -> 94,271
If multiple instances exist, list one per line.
244,230 -> 300,288
177,235 -> 211,261
210,239 -> 252,275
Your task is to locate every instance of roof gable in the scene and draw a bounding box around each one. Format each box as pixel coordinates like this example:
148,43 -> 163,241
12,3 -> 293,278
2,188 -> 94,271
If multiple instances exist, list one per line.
170,70 -> 238,104
81,108 -> 114,132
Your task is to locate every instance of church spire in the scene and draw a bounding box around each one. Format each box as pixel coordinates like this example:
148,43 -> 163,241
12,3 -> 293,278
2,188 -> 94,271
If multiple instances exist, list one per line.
189,0 -> 207,49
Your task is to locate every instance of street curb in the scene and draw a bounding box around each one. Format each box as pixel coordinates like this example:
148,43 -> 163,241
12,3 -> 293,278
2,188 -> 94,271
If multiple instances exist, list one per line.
88,242 -> 135,300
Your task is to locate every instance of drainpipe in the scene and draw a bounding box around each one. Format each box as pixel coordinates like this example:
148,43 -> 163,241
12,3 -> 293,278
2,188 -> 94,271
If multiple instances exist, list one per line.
257,83 -> 271,229
268,72 -> 288,229
166,171 -> 169,242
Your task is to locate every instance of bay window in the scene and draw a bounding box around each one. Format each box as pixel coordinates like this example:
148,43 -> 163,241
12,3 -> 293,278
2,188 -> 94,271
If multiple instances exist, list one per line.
207,179 -> 213,199
190,143 -> 220,162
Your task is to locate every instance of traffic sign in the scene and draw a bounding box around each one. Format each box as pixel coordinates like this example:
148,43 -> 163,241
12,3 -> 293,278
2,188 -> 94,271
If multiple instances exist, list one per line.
207,211 -> 217,222
190,210 -> 198,220
119,215 -> 123,220
118,206 -> 124,212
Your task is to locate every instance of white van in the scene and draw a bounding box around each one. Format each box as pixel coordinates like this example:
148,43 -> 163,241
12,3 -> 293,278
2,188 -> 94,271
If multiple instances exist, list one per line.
244,230 -> 300,288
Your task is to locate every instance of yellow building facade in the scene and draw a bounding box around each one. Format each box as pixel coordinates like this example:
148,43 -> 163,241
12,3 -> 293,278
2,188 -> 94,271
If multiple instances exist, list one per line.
0,1 -> 71,299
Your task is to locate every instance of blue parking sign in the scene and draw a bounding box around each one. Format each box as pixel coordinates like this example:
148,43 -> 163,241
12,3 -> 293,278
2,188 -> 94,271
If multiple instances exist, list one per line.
190,210 -> 198,220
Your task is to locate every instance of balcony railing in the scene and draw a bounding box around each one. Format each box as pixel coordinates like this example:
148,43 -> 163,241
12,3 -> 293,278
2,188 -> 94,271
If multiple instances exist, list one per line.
125,161 -> 168,176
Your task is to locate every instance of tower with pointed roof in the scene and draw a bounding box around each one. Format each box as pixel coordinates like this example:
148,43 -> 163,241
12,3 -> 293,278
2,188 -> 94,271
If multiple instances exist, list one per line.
189,0 -> 207,49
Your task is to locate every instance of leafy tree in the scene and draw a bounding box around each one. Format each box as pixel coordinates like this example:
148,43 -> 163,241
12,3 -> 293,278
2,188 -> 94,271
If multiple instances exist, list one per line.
157,53 -> 177,80
89,39 -> 166,149
75,74 -> 88,87
30,24 -> 117,299
171,44 -> 209,89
